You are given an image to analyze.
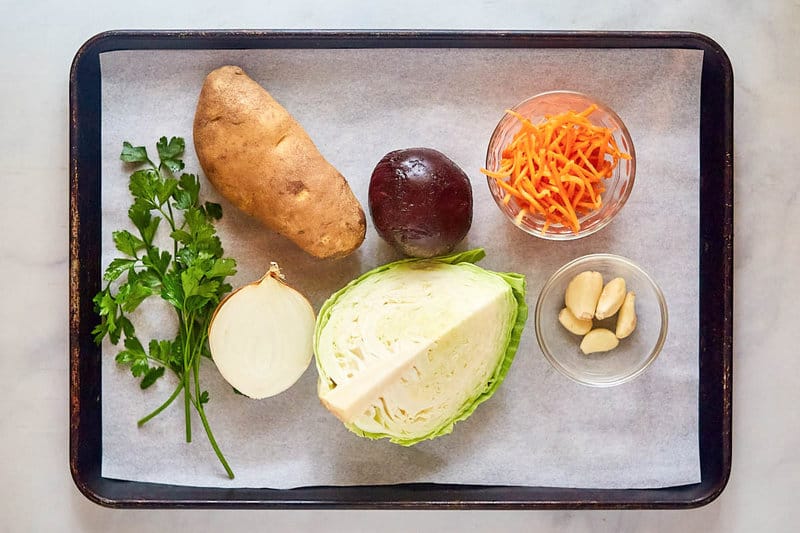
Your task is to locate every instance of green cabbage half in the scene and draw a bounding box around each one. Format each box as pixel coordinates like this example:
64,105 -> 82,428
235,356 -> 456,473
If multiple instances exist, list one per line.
314,249 -> 527,446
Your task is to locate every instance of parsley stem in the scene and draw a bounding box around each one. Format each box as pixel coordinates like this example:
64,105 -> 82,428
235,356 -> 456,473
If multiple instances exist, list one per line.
192,317 -> 209,403
165,200 -> 178,259
183,311 -> 194,443
137,381 -> 182,427
193,354 -> 202,405
183,379 -> 192,442
190,396 -> 235,479
157,204 -> 177,233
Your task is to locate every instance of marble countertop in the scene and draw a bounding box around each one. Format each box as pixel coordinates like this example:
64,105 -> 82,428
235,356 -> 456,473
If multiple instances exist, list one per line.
1,0 -> 797,531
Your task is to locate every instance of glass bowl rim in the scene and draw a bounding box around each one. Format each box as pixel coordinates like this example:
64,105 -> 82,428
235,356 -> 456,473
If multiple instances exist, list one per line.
534,253 -> 669,387
485,90 -> 637,241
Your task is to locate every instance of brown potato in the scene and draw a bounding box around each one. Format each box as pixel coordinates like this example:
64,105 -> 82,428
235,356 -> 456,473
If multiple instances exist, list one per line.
193,65 -> 366,259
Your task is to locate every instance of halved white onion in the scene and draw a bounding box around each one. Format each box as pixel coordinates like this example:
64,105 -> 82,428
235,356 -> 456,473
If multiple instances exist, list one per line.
208,263 -> 315,399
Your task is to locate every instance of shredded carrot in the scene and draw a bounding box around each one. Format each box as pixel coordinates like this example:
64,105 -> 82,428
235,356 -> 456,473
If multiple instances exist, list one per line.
482,105 -> 631,234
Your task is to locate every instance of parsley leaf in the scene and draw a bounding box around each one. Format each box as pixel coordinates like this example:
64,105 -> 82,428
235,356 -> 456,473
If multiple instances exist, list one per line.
148,339 -> 173,364
207,257 -> 237,279
157,177 -> 179,205
141,248 -> 171,277
120,142 -> 150,164
116,336 -> 150,379
128,199 -> 153,231
117,280 -> 152,313
170,229 -> 193,245
204,202 -> 223,220
156,136 -> 185,160
113,230 -> 145,257
156,136 -> 185,174
119,316 -> 135,339
175,173 -> 200,209
129,169 -> 159,205
103,258 -> 136,282
140,367 -> 166,389
161,272 -> 184,310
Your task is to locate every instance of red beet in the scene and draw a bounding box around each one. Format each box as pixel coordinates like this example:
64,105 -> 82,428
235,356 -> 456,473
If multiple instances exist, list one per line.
368,148 -> 473,258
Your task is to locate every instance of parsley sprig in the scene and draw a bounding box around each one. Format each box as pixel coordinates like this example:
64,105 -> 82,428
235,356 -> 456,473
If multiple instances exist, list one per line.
93,137 -> 237,479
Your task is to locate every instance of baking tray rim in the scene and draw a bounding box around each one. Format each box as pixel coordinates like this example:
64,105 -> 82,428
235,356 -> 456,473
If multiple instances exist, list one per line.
69,29 -> 733,510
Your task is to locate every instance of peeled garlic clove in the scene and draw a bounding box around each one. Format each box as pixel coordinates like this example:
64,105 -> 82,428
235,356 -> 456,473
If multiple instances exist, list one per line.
558,307 -> 593,335
615,291 -> 637,339
595,277 -> 627,320
565,271 -> 603,320
580,328 -> 619,354
208,263 -> 315,399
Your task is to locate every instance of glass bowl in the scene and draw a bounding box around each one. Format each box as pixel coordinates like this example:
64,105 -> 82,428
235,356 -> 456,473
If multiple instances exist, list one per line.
485,90 -> 636,240
534,254 -> 668,387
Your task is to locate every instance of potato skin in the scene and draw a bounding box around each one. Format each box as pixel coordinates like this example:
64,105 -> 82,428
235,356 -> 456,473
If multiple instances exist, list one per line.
193,65 -> 366,259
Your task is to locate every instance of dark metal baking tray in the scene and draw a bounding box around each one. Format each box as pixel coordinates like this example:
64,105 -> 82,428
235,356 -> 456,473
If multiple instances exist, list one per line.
69,29 -> 733,509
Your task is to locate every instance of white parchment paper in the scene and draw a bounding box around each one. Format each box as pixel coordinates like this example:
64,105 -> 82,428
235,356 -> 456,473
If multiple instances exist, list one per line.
99,48 -> 702,489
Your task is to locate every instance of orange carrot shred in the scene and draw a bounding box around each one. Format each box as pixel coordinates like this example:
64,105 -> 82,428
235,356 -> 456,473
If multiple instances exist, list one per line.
481,105 -> 629,234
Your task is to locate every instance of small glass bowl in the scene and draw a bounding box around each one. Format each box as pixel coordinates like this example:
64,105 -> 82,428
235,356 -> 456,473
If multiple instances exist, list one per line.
535,254 -> 668,387
485,91 -> 636,240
